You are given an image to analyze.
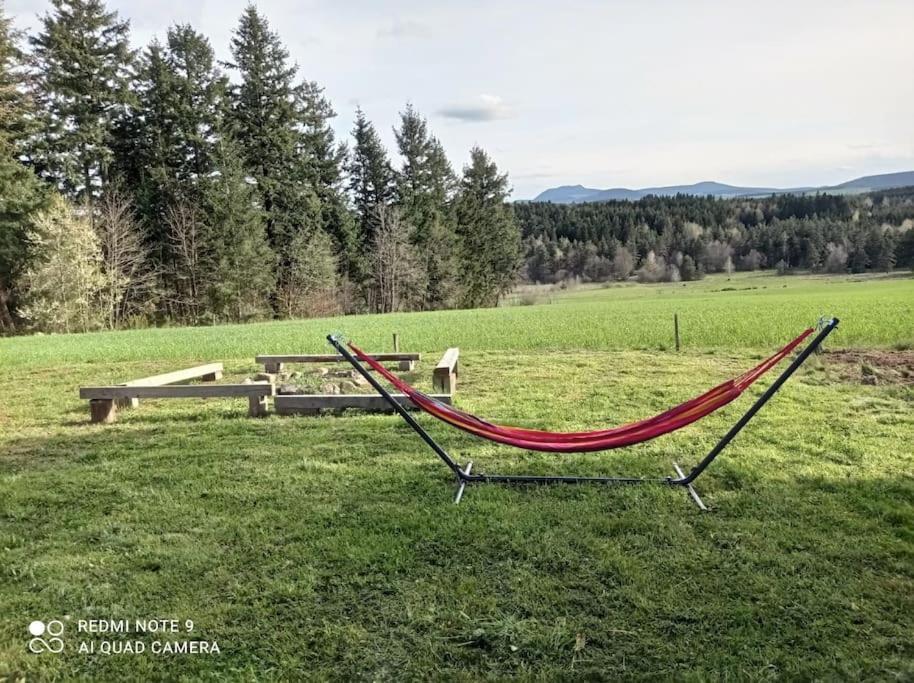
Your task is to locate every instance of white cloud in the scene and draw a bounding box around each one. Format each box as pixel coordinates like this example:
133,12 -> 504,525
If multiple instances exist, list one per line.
377,18 -> 431,39
437,94 -> 514,122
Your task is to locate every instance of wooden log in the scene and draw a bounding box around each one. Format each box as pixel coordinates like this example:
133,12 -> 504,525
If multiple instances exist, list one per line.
256,353 -> 419,366
433,347 -> 459,395
248,394 -> 270,417
123,362 -> 225,387
274,393 -> 452,415
90,399 -> 117,424
79,382 -> 274,400
264,361 -> 283,374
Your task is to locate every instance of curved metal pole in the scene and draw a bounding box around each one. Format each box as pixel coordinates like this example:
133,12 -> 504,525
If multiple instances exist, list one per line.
673,318 -> 839,486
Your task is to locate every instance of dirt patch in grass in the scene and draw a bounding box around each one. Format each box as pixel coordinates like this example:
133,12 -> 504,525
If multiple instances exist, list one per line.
825,349 -> 914,386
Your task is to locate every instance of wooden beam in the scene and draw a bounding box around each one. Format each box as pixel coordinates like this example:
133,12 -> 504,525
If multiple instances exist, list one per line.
274,393 -> 452,415
90,399 -> 117,424
79,382 -> 274,400
256,353 -> 420,365
122,362 -> 225,387
248,394 -> 270,417
433,347 -> 459,395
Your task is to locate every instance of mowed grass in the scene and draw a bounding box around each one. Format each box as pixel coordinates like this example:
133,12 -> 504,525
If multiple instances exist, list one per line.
1,272 -> 913,679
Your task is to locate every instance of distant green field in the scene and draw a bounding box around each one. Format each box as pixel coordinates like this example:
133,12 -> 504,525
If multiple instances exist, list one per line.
1,272 -> 912,679
2,271 -> 913,370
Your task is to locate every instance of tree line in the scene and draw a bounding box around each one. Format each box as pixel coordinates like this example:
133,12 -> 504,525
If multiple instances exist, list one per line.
0,0 -> 521,334
516,188 -> 914,284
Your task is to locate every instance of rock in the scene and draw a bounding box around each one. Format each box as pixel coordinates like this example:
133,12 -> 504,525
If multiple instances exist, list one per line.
278,384 -> 304,395
861,375 -> 878,386
348,370 -> 368,386
316,367 -> 329,377
320,382 -> 341,395
340,380 -> 359,392
254,372 -> 277,382
242,378 -> 253,385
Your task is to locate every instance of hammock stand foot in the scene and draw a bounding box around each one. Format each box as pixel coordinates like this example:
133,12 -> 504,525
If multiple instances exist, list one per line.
454,461 -> 473,504
671,461 -> 708,511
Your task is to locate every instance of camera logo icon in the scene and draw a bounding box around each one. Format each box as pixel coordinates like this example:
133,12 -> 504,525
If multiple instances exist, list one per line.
28,620 -> 65,654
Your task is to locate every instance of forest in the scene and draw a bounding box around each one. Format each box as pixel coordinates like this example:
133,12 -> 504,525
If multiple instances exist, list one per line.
516,187 -> 914,284
0,0 -> 520,334
2,1 -> 913,336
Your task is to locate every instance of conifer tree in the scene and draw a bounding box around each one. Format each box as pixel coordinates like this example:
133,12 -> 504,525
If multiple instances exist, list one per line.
0,5 -> 47,330
453,147 -> 521,307
29,0 -> 134,200
393,103 -> 457,308
200,140 -> 276,321
348,107 -> 395,272
117,26 -> 229,260
297,79 -> 357,278
227,5 -> 318,266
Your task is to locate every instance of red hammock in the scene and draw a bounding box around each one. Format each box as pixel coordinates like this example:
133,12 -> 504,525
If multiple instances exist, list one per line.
348,328 -> 813,453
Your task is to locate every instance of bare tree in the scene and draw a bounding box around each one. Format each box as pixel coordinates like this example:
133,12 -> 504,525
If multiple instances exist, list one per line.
166,201 -> 208,323
611,245 -> 634,280
96,188 -> 155,328
370,205 -> 421,313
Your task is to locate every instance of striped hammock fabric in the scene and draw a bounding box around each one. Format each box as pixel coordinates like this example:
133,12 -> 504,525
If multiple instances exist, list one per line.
348,328 -> 814,453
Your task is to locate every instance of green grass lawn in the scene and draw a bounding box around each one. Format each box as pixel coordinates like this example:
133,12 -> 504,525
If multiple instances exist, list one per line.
1,272 -> 913,679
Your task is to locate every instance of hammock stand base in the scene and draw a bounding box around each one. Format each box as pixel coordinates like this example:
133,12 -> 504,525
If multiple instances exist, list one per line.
452,460 -> 708,509
327,318 -> 838,510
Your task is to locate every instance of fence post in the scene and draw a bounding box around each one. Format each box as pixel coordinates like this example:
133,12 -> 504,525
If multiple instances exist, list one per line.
674,313 -> 681,352
393,333 -> 400,352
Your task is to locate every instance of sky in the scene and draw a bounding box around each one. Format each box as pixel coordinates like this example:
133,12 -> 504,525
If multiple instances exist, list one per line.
7,0 -> 914,199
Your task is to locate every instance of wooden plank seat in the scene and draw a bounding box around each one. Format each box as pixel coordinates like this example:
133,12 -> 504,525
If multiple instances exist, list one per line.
256,353 -> 420,373
432,348 -> 459,395
274,393 -> 452,416
80,363 -> 272,422
116,362 -> 224,409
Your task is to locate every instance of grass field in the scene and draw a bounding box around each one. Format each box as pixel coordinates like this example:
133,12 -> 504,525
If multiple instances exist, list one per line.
1,271 -> 913,679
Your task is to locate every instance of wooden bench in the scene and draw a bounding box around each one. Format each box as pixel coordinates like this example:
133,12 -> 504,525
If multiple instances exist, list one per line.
274,393 -> 452,416
79,361 -> 273,423
117,362 -> 224,409
432,348 -> 459,395
256,353 -> 420,373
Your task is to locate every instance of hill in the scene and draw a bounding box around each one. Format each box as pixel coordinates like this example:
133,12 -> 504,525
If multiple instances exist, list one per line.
532,170 -> 914,203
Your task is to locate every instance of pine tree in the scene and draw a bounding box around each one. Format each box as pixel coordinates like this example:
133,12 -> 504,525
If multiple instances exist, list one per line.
227,5 -> 318,271
874,230 -> 896,272
29,0 -> 134,200
348,107 -> 395,279
116,26 -> 229,265
0,5 -> 47,331
452,147 -> 521,307
297,79 -> 357,278
200,140 -> 276,321
393,103 -> 457,308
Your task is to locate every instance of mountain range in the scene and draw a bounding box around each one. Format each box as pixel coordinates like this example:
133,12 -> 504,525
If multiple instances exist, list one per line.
531,170 -> 914,204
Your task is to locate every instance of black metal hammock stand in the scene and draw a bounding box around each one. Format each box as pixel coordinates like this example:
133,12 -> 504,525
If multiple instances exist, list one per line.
328,318 -> 839,509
